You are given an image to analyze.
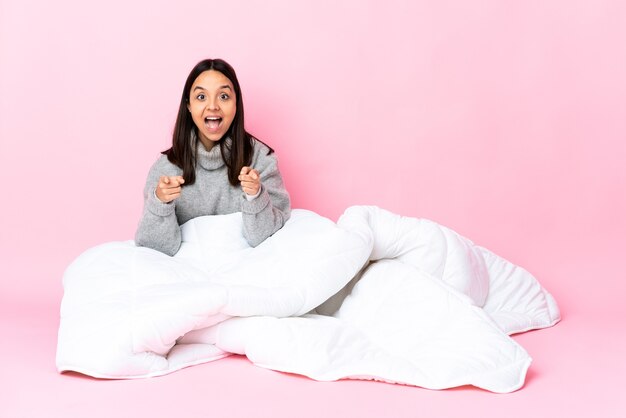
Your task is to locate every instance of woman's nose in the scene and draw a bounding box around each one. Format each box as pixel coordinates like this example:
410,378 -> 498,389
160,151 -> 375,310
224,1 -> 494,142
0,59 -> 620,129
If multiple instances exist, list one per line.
206,99 -> 220,110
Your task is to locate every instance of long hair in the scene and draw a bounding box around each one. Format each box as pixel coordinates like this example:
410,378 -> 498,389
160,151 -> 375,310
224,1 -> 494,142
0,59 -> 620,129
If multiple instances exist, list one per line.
163,58 -> 271,186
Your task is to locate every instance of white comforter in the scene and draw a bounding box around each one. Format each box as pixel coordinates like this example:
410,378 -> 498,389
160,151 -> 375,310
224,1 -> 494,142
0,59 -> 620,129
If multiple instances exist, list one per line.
56,206 -> 560,393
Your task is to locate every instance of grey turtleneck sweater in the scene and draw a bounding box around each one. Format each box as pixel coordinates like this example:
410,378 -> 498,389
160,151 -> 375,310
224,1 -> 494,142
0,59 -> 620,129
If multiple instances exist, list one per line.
135,139 -> 291,256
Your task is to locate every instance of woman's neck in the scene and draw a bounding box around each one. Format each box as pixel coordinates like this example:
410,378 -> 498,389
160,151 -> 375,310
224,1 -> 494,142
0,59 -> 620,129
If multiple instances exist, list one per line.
199,137 -> 216,152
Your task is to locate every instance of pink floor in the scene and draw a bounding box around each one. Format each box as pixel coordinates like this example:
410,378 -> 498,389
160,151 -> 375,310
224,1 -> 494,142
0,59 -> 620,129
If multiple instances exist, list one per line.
1,249 -> 624,418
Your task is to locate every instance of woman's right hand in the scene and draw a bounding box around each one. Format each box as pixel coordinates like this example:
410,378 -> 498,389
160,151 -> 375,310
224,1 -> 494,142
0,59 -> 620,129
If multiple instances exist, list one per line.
155,175 -> 185,203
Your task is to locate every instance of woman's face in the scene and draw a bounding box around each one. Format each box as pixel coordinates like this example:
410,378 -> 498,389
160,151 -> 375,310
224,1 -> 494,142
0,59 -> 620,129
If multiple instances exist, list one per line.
187,70 -> 237,150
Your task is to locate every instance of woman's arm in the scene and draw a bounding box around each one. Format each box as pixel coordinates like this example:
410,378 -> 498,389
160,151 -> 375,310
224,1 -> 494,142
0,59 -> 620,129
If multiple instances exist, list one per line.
240,145 -> 291,247
134,158 -> 183,256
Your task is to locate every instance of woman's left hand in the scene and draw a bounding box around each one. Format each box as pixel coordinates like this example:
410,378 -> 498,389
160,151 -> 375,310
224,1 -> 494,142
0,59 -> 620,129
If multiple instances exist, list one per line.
239,166 -> 261,196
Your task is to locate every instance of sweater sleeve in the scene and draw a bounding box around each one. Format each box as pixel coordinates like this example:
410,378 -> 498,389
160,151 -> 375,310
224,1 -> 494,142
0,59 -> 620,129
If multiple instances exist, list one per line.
241,144 -> 291,247
134,157 -> 182,256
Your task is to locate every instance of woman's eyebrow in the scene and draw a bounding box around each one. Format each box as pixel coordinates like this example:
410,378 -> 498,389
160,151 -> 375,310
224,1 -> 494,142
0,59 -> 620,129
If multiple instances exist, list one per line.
192,85 -> 232,91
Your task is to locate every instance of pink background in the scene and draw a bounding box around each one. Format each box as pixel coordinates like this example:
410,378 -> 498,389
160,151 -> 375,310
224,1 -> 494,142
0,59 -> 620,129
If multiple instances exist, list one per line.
1,0 -> 625,417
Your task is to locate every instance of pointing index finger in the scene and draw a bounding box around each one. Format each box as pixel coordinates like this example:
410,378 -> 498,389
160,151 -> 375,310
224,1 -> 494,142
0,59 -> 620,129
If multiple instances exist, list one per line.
172,175 -> 185,185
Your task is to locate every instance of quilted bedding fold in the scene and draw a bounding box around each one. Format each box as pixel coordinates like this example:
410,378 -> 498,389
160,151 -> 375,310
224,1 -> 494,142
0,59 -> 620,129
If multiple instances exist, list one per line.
56,206 -> 560,392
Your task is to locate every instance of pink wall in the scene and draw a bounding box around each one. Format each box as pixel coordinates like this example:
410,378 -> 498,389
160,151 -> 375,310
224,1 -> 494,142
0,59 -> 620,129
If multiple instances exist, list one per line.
1,0 -> 625,310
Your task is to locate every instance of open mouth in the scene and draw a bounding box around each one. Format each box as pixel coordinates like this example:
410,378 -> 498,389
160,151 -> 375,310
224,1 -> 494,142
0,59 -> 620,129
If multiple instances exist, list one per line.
204,116 -> 222,131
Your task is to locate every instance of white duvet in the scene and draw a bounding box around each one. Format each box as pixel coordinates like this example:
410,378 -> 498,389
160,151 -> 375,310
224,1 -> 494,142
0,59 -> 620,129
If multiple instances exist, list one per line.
56,206 -> 560,393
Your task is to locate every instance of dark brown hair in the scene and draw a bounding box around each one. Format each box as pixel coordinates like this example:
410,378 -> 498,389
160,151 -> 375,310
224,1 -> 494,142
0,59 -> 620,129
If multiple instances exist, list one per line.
163,58 -> 271,186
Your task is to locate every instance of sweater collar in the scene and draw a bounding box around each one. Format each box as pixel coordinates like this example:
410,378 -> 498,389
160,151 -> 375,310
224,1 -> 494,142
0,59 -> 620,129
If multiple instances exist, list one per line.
194,133 -> 231,171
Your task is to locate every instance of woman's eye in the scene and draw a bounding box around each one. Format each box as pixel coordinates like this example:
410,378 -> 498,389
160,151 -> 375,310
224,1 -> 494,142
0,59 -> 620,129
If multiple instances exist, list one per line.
220,93 -> 230,100
196,94 -> 205,100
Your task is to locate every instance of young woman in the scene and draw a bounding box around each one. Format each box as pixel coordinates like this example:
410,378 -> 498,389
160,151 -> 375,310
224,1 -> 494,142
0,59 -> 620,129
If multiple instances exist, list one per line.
135,59 -> 291,256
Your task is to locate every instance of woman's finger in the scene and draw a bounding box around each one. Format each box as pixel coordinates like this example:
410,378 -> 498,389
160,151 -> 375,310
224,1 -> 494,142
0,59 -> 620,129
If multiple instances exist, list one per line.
239,175 -> 257,184
159,182 -> 181,192
171,176 -> 185,185
157,183 -> 181,200
240,180 -> 258,188
165,176 -> 183,187
162,190 -> 181,202
242,183 -> 259,193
